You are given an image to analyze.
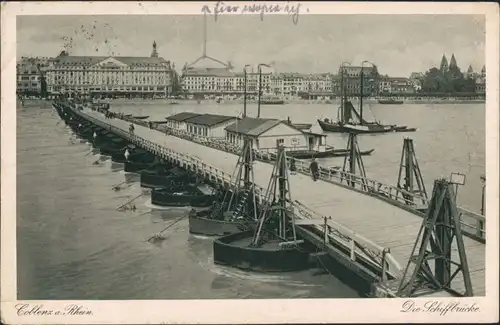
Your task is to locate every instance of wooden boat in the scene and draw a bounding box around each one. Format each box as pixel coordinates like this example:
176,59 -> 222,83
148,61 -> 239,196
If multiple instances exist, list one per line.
124,159 -> 159,173
287,148 -> 374,159
261,97 -> 285,105
151,183 -> 217,208
378,99 -> 404,105
140,166 -> 195,189
99,141 -> 130,156
111,148 -> 149,163
132,115 -> 150,120
318,66 -> 415,134
188,208 -> 246,236
213,230 -> 310,272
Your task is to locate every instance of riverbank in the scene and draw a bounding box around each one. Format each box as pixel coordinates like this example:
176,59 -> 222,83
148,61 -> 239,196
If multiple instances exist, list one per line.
104,98 -> 485,106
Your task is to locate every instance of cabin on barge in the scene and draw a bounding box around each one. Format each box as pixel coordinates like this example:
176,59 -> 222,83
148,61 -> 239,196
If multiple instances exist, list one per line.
165,112 -> 201,131
184,114 -> 238,139
224,117 -> 327,154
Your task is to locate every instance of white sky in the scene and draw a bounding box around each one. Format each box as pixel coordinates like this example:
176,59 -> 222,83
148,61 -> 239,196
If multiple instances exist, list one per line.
17,14 -> 485,77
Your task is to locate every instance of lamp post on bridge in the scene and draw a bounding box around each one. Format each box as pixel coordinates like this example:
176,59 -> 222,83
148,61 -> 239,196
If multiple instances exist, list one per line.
361,60 -> 377,123
257,63 -> 271,118
243,64 -> 251,118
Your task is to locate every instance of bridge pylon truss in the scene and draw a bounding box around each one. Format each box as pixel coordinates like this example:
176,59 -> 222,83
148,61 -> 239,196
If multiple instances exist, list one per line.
396,138 -> 428,207
251,141 -> 299,247
217,136 -> 259,227
341,132 -> 368,190
397,178 -> 473,297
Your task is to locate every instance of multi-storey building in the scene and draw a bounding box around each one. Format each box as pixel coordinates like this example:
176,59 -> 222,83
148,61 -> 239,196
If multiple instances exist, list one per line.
475,65 -> 486,94
270,73 -> 304,97
378,76 -> 415,94
302,73 -> 331,93
181,61 -> 273,98
338,65 -> 379,96
16,57 -> 50,96
45,42 -> 173,98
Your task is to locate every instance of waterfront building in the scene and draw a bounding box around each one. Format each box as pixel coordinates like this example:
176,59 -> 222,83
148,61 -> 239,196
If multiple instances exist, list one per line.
338,65 -> 379,96
378,76 -> 415,94
408,72 -> 424,93
270,73 -> 304,98
224,117 -> 326,153
181,65 -> 271,98
475,65 -> 486,94
184,114 -> 238,139
389,77 -> 414,94
271,72 -> 334,99
165,112 -> 201,131
378,76 -> 392,94
45,41 -> 173,98
16,57 -> 50,96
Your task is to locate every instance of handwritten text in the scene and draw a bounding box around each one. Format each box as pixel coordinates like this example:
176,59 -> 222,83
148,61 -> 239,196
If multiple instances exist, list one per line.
201,1 -> 305,25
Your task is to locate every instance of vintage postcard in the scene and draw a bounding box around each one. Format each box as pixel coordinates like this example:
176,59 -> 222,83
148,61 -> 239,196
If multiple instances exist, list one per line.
1,1 -> 499,324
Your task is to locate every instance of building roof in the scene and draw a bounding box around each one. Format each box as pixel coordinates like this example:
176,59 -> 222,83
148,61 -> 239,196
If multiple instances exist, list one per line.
302,130 -> 326,137
340,66 -> 378,75
225,117 -> 283,137
51,55 -> 170,67
165,112 -> 201,122
184,67 -> 236,77
185,114 -> 236,126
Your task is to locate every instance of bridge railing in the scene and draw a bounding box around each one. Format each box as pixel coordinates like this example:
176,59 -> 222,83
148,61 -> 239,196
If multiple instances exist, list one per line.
80,107 -> 486,241
70,106 -> 403,281
293,200 -> 402,280
152,122 -> 487,241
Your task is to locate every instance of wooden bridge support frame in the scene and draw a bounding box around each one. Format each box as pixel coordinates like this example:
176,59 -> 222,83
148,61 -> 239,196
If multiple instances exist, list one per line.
397,138 -> 428,205
251,141 -> 297,246
223,136 -> 259,221
397,179 -> 473,297
342,133 -> 367,189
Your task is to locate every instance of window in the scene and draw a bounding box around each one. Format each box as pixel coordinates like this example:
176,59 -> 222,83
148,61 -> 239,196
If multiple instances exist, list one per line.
277,138 -> 284,145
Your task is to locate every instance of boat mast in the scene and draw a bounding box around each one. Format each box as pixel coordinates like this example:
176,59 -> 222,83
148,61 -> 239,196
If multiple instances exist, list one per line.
340,67 -> 344,123
359,68 -> 364,124
243,65 -> 248,118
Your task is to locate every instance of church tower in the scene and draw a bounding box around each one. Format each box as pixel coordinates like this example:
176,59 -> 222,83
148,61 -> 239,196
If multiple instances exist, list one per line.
449,53 -> 457,69
151,41 -> 158,58
440,54 -> 449,73
481,65 -> 486,78
466,65 -> 474,79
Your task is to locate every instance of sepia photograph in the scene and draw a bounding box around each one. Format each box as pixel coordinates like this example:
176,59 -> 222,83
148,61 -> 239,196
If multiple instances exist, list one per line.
1,1 -> 499,324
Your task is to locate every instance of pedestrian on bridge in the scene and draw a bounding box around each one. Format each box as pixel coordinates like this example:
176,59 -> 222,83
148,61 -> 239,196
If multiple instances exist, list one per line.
289,158 -> 297,175
129,124 -> 135,135
310,158 -> 319,181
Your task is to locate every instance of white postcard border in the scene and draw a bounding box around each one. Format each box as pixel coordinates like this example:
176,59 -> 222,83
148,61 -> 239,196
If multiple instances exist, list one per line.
1,1 -> 498,324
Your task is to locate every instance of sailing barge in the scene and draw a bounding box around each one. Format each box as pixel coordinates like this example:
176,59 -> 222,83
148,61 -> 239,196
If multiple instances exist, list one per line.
318,101 -> 415,134
318,63 -> 416,134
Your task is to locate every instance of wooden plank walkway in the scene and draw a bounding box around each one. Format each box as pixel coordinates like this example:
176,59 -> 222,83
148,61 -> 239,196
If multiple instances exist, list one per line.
82,108 -> 485,296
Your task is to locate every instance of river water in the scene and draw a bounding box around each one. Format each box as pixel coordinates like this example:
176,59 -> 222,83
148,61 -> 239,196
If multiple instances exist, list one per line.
16,99 -> 484,299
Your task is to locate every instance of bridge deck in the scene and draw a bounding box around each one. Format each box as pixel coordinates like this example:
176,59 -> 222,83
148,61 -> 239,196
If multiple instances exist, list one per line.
83,108 -> 485,296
